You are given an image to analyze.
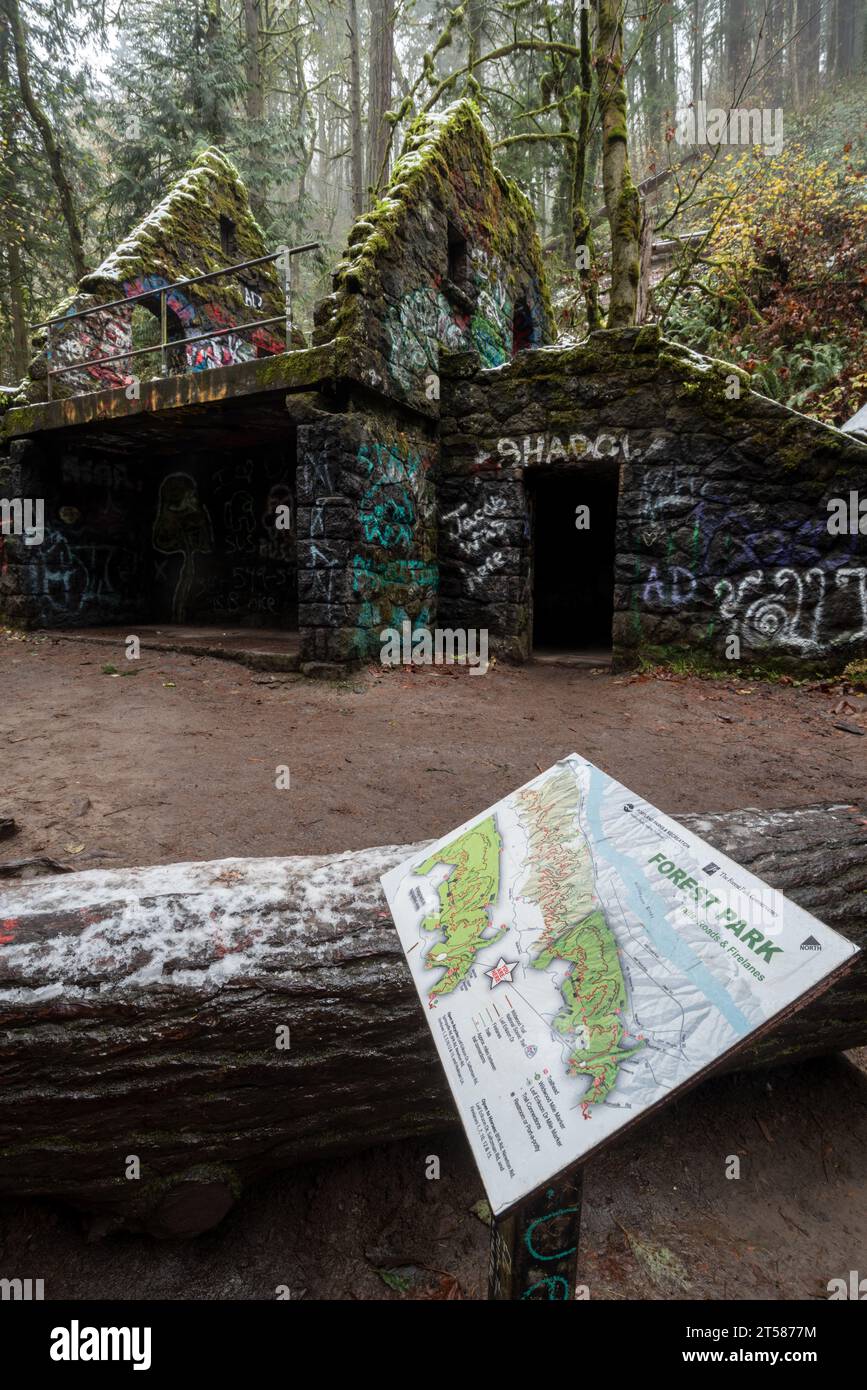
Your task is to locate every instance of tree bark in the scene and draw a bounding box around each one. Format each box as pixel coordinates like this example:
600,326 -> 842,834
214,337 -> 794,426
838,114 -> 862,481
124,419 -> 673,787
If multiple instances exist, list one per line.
366,0 -> 394,196
0,804 -> 864,1235
725,0 -> 750,102
574,5 -> 601,330
831,0 -> 858,78
0,15 -> 29,379
347,0 -> 364,216
594,0 -> 641,327
242,0 -> 268,221
691,0 -> 704,103
793,0 -> 821,109
1,0 -> 87,281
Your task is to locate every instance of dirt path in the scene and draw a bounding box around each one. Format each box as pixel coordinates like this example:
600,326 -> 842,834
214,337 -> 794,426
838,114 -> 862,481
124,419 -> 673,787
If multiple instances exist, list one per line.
0,1055 -> 864,1300
1,632 -> 865,872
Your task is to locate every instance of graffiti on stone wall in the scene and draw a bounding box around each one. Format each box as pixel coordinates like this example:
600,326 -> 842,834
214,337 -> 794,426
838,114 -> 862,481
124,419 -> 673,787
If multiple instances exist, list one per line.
385,287 -> 466,392
632,464 -> 866,652
352,555 -> 439,630
467,249 -> 514,366
385,247 -> 542,393
358,440 -> 432,549
490,432 -> 639,470
351,438 -> 437,653
716,567 -> 867,651
440,491 -> 513,598
47,271 -> 282,394
11,453 -> 148,621
152,473 -> 215,622
52,305 -> 134,393
21,529 -> 141,617
154,455 -> 296,622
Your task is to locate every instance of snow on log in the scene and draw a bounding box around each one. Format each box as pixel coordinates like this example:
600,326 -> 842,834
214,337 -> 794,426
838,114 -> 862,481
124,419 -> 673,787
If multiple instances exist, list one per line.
0,803 -> 865,1235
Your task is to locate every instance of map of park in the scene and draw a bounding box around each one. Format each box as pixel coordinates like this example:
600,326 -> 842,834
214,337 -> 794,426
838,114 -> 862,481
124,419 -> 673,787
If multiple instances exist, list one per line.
414,767 -> 643,1111
417,816 -> 507,995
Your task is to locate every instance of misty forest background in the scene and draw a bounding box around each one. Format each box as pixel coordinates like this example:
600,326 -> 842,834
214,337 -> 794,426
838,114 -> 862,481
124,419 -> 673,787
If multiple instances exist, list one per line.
0,0 -> 864,423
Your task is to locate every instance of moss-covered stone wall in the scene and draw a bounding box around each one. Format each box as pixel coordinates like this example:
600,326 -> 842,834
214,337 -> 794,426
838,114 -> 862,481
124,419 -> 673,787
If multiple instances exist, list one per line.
21,149 -> 284,403
313,100 -> 554,415
439,327 -> 867,672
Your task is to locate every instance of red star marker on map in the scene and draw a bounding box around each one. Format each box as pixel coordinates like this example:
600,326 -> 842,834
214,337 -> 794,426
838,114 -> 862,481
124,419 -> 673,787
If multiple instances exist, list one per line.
486,958 -> 518,988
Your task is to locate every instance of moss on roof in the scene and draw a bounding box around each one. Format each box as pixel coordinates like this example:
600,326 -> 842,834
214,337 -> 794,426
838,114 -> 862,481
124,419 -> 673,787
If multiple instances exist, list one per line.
315,99 -> 554,353
80,147 -> 280,312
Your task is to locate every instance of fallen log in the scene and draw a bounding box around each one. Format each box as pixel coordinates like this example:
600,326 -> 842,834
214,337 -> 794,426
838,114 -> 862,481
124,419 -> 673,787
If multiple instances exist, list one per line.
0,803 -> 865,1236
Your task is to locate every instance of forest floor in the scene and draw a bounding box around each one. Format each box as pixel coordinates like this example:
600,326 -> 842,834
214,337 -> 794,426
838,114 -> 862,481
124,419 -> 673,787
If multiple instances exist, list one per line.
2,630 -> 866,870
1,630 -> 866,1300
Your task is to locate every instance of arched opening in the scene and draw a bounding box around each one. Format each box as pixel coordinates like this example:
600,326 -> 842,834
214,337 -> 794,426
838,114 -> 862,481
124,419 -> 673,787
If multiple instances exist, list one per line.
130,300 -> 187,379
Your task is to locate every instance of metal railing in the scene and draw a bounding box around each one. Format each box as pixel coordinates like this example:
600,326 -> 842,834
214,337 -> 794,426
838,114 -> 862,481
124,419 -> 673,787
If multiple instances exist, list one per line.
31,241 -> 321,400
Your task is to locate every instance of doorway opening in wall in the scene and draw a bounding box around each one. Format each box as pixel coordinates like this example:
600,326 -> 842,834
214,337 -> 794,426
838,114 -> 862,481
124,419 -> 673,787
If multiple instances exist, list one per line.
530,466 -> 618,665
33,412 -> 300,668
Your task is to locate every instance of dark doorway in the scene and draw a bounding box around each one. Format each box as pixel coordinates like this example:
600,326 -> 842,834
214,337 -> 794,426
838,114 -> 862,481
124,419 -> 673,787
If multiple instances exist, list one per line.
531,469 -> 618,652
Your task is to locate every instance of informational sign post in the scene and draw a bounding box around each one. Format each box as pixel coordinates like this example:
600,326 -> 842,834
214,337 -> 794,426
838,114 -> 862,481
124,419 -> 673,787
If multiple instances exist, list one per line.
381,754 -> 858,1297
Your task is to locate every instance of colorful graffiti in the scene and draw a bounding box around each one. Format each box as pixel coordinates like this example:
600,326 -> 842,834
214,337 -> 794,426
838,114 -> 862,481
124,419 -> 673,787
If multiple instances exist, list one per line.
384,287 -> 466,392
384,247 -> 542,393
631,464 -> 866,653
358,440 -> 432,550
351,437 -> 438,654
51,304 -> 134,393
46,270 -> 282,396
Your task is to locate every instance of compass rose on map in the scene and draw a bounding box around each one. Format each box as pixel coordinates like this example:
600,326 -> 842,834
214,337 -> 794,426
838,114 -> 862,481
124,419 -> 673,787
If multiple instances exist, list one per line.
486,958 -> 518,988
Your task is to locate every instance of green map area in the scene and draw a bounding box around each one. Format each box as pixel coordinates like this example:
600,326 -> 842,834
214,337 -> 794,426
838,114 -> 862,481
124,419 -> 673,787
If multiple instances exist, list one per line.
518,769 -> 643,1109
416,815 -> 506,995
533,913 -> 644,1107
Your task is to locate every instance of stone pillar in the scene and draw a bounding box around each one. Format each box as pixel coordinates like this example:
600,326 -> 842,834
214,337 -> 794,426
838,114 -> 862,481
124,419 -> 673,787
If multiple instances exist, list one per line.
297,413 -> 439,672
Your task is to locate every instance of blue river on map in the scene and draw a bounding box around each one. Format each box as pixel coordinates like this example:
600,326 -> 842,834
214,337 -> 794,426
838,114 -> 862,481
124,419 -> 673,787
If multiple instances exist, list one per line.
582,763 -> 752,1037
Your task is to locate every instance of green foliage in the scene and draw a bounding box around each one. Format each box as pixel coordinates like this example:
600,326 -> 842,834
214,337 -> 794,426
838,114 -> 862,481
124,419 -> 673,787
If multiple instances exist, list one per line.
661,84 -> 867,427
842,659 -> 867,690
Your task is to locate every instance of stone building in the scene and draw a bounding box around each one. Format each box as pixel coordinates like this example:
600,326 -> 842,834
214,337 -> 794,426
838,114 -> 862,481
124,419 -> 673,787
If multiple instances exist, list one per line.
1,100 -> 865,674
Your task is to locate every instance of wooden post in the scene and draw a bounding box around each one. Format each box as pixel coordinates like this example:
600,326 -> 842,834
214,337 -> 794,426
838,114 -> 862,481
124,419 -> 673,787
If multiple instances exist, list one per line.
488,1169 -> 584,1300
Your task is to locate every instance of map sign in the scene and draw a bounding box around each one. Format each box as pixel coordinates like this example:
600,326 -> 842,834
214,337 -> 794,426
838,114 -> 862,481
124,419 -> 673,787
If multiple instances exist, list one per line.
381,755 -> 858,1216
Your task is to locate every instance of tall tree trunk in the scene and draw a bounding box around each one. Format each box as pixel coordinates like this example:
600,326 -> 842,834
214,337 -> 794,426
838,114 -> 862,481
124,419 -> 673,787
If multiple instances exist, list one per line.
3,240 -> 29,379
691,0 -> 704,101
643,24 -> 660,150
366,0 -> 394,196
1,0 -> 86,281
831,0 -> 858,77
574,6 -> 601,330
0,17 -> 29,378
243,0 -> 263,122
725,0 -> 750,102
347,0 -> 364,216
202,0 -> 228,145
242,0 -> 268,221
595,0 -> 640,328
794,0 -> 821,107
